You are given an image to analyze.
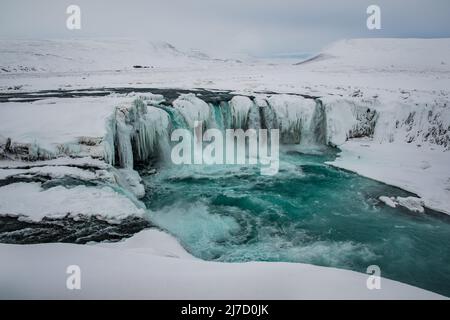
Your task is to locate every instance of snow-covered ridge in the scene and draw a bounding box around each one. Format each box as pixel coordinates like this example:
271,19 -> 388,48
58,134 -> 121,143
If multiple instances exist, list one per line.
297,38 -> 450,74
0,39 -> 223,74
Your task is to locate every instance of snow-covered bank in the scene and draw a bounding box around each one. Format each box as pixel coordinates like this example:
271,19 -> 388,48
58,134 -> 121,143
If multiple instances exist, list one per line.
0,97 -> 123,160
0,156 -> 146,223
0,229 -> 444,299
327,140 -> 450,215
0,182 -> 145,222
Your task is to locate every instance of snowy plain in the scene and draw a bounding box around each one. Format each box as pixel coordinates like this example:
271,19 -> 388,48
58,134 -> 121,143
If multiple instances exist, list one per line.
0,38 -> 449,299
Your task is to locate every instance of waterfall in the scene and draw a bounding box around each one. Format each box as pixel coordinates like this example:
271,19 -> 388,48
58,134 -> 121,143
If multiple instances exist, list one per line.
106,98 -> 170,168
229,96 -> 253,129
209,103 -> 225,131
115,108 -> 134,168
257,97 -> 278,131
106,93 -> 383,171
265,94 -> 321,145
247,100 -> 262,130
172,93 -> 211,129
220,101 -> 233,130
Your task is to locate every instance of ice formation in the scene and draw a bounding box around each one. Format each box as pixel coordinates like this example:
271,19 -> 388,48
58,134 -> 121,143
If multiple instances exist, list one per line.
172,94 -> 211,128
267,94 -> 324,145
379,195 -> 425,213
228,96 -> 254,129
105,97 -> 170,168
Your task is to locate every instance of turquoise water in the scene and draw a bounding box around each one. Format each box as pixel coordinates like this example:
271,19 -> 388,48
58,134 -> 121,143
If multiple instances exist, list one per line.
142,146 -> 450,297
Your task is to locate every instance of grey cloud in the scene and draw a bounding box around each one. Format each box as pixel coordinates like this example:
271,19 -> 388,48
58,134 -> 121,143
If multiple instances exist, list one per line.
0,0 -> 449,55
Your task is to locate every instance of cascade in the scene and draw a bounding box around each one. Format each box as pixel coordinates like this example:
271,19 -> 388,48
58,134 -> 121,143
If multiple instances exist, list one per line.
266,94 -> 318,145
229,96 -> 253,129
172,93 -> 211,129
106,97 -> 170,168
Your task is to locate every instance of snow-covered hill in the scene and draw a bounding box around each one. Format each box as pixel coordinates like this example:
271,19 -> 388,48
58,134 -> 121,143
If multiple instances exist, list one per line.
0,39 -> 223,73
296,38 -> 450,74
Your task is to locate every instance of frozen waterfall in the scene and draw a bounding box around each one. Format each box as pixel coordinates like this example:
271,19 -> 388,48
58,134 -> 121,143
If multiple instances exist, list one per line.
103,90 -> 448,171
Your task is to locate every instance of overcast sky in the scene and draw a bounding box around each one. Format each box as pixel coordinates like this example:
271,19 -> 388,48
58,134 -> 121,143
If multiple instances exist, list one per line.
1,0 -> 449,55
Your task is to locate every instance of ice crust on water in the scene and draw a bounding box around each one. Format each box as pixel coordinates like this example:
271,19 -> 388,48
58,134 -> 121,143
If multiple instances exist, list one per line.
379,195 -> 425,213
379,196 -> 397,208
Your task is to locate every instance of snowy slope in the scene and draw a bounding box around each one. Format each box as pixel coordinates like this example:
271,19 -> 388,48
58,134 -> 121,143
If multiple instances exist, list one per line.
0,39 -> 222,73
297,38 -> 450,74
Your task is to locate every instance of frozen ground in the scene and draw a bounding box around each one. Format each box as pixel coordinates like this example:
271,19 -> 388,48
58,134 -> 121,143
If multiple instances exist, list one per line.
0,38 -> 449,298
0,228 -> 444,299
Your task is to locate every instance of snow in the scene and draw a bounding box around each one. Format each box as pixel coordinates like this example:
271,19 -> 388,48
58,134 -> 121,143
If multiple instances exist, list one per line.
0,37 -> 449,298
302,38 -> 450,74
0,156 -> 109,170
0,97 -> 130,159
320,97 -> 367,146
328,139 -> 450,215
229,95 -> 254,129
114,168 -> 145,199
396,197 -> 425,213
109,100 -> 171,168
379,196 -> 425,213
0,165 -> 113,182
0,228 -> 444,299
0,39 -> 224,74
172,93 -> 211,128
371,98 -> 450,148
0,182 -> 145,222
267,94 -> 318,144
379,196 -> 397,208
133,104 -> 171,162
96,229 -> 196,260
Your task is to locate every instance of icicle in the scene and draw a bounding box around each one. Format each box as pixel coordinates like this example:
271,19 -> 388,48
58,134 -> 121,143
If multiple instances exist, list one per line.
102,115 -> 117,166
115,108 -> 134,169
247,99 -> 261,130
109,98 -> 171,168
172,93 -> 211,128
229,96 -> 253,129
257,97 -> 277,131
133,105 -> 170,162
320,97 -> 377,147
267,94 -> 316,144
209,103 -> 225,131
220,101 -> 233,130
309,100 -> 327,145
